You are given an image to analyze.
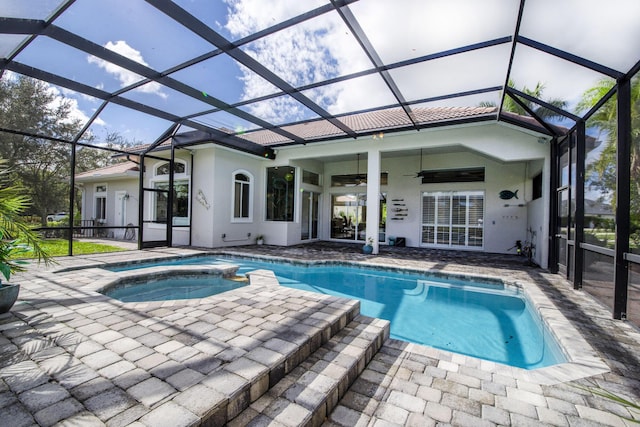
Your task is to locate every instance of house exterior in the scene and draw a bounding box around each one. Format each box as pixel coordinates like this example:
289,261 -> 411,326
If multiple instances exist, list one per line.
75,162 -> 140,240
75,107 -> 552,268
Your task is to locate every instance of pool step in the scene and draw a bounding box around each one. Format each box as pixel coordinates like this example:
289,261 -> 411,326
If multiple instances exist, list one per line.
228,315 -> 390,427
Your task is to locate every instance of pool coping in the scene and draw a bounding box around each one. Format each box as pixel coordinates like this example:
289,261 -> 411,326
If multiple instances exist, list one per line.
83,252 -> 610,385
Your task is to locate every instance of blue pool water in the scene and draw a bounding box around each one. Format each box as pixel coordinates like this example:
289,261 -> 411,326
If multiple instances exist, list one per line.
106,256 -> 565,369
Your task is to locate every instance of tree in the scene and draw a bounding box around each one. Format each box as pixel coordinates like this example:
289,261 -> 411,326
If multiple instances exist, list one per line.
76,132 -> 138,172
481,80 -> 569,120
0,76 -> 85,224
576,75 -> 640,231
0,76 -> 136,225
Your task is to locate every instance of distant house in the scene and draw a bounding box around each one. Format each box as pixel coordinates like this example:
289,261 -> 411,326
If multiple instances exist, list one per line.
75,161 -> 140,240
584,199 -> 615,230
75,107 -> 551,267
584,199 -> 614,219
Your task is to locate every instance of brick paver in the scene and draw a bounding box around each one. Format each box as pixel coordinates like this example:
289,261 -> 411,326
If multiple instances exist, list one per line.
0,244 -> 638,426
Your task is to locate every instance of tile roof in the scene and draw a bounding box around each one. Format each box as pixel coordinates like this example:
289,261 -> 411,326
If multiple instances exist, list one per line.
238,106 -> 498,146
75,161 -> 139,179
122,106 -> 501,154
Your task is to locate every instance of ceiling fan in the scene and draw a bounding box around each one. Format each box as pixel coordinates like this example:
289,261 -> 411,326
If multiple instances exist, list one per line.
404,148 -> 427,178
354,153 -> 367,185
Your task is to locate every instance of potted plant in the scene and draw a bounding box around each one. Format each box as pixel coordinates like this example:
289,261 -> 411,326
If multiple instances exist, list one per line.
0,160 -> 52,313
362,237 -> 374,254
255,235 -> 265,245
0,235 -> 29,313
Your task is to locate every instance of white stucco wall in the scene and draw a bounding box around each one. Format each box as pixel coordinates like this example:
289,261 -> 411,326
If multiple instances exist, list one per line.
190,149 -> 215,248
526,157 -> 550,268
191,146 -> 265,248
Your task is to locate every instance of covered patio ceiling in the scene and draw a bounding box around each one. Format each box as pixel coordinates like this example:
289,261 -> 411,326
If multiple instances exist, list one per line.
1,0 -> 639,158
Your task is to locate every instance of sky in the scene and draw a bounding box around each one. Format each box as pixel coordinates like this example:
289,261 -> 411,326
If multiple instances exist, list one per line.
1,0 -> 639,145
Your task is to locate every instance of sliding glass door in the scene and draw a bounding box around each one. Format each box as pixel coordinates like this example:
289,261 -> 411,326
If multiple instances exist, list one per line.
301,191 -> 319,240
330,193 -> 386,242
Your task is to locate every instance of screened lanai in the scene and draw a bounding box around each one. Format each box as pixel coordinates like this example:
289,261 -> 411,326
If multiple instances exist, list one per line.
1,0 -> 640,323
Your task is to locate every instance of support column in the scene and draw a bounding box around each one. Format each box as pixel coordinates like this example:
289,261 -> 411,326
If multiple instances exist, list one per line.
613,77 -> 631,320
366,149 -> 381,254
137,154 -> 145,250
68,140 -> 77,256
574,122 -> 586,289
167,140 -> 175,247
548,140 -> 559,273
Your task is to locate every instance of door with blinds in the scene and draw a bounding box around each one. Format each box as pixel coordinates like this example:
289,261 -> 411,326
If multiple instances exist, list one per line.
421,191 -> 484,248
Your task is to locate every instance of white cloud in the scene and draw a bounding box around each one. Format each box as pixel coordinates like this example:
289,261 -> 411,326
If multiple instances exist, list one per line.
351,0 -> 518,64
91,116 -> 107,127
60,86 -> 100,105
221,0 -> 629,123
509,44 -> 611,110
302,74 -> 396,115
223,0 -> 375,122
45,85 -> 92,126
242,96 -> 307,124
519,0 -> 640,74
223,0 -> 326,38
87,40 -> 167,99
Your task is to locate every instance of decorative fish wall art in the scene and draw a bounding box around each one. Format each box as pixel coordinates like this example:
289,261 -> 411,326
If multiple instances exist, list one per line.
499,189 -> 519,200
390,197 -> 407,220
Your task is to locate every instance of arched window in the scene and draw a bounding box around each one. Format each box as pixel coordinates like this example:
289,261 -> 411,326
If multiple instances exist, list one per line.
232,170 -> 253,222
155,160 -> 186,176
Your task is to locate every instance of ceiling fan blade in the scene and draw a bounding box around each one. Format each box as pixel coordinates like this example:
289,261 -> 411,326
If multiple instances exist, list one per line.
402,148 -> 425,177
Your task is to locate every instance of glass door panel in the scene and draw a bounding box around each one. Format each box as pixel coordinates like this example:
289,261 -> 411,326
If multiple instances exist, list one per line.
331,193 -> 384,242
331,193 -> 364,241
301,191 -> 319,240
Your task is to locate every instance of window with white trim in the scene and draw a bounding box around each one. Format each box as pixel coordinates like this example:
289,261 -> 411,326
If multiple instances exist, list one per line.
232,170 -> 253,222
94,184 -> 107,222
421,191 -> 484,248
152,160 -> 189,226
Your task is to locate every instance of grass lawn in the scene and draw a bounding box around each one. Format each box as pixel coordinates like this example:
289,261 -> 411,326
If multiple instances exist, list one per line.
16,239 -> 126,258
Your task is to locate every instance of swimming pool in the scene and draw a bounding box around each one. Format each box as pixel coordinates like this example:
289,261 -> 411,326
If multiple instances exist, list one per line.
105,256 -> 565,369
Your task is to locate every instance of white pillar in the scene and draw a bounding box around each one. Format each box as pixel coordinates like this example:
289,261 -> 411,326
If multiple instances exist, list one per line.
366,149 -> 381,254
